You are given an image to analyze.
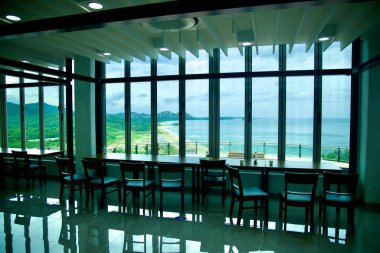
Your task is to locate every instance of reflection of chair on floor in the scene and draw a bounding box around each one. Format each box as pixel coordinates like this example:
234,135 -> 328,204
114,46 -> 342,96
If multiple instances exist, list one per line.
158,163 -> 184,213
200,159 -> 227,206
228,166 -> 269,226
279,172 -> 319,232
82,159 -> 121,209
56,156 -> 87,204
319,172 -> 359,233
159,236 -> 184,253
59,205 -> 79,252
119,161 -> 155,212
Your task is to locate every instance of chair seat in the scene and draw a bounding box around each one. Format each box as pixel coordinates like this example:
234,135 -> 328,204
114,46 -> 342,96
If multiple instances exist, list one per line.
162,180 -> 182,188
63,174 -> 87,182
125,179 -> 154,188
281,191 -> 312,203
236,187 -> 269,198
204,175 -> 225,183
90,176 -> 119,185
325,192 -> 353,203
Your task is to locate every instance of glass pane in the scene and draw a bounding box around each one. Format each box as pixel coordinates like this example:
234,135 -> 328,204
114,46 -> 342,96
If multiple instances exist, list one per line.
220,78 -> 244,158
321,76 -> 351,164
286,76 -> 314,160
287,44 -> 314,70
157,53 -> 179,76
157,81 -> 179,155
131,57 -> 151,77
106,60 -> 125,153
106,83 -> 125,153
252,45 -> 279,71
44,86 -> 60,150
6,76 -> 21,148
220,48 -> 244,73
25,86 -> 40,149
186,50 -> 209,74
106,60 -> 124,78
323,42 -> 352,69
186,79 -> 209,157
252,77 -> 278,159
131,82 -> 151,154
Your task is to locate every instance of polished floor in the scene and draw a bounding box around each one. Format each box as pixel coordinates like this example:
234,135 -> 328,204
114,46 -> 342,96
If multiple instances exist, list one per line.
1,179 -> 380,253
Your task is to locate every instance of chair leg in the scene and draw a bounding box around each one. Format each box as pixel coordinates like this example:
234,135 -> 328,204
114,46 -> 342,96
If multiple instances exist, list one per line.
86,186 -> 90,207
123,189 -> 127,212
202,183 -> 206,205
143,190 -> 146,211
229,196 -> 235,218
222,182 -> 226,207
59,182 -> 64,202
310,205 -> 315,233
264,198 -> 269,224
100,188 -> 106,209
118,184 -> 121,204
160,190 -> 163,213
237,200 -> 243,225
348,207 -> 355,233
279,196 -> 283,219
152,186 -> 155,206
284,204 -> 287,231
305,207 -> 309,231
323,204 -> 327,232
69,184 -> 75,204
181,187 -> 184,213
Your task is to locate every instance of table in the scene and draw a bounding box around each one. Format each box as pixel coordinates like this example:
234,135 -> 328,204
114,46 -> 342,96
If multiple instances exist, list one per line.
84,153 -> 343,203
0,148 -> 64,184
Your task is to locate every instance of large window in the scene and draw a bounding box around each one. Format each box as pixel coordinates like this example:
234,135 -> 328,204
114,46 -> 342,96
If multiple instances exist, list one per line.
158,53 -> 179,76
220,78 -> 245,157
6,76 -> 21,148
286,76 -> 314,160
321,76 -> 351,163
131,82 -> 151,154
220,48 -> 244,73
186,50 -> 209,74
186,79 -> 209,157
106,61 -> 125,153
24,72 -> 40,149
157,81 -> 179,155
44,86 -> 60,150
287,44 -> 314,70
252,77 -> 279,159
252,45 -> 279,71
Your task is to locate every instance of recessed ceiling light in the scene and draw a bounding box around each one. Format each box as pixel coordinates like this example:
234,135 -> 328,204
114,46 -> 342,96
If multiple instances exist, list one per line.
241,41 -> 253,46
103,52 -> 111,56
318,37 -> 330,42
88,2 -> 103,10
159,47 -> 169,52
22,60 -> 30,63
6,15 -> 21,21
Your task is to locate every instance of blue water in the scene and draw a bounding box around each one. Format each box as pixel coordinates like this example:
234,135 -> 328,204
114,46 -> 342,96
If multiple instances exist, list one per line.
162,118 -> 350,157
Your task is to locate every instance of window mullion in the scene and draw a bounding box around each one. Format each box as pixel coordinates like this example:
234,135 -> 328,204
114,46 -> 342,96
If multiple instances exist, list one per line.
0,74 -> 7,148
39,73 -> 45,150
20,75 -> 26,149
278,45 -> 286,161
244,46 -> 252,159
151,58 -> 158,155
313,43 -> 322,162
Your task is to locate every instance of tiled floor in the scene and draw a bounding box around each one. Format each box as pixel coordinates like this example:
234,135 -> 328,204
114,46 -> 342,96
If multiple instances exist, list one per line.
1,179 -> 380,253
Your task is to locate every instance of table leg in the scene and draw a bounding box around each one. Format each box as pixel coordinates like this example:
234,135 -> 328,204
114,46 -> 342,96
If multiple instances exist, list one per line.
192,165 -> 195,204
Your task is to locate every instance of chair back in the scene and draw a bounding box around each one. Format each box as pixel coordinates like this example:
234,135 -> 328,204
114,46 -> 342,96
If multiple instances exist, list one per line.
158,163 -> 184,183
82,159 -> 104,183
323,172 -> 358,197
227,166 -> 243,196
285,172 -> 319,195
12,150 -> 30,170
55,156 -> 75,180
119,161 -> 146,186
200,159 -> 226,177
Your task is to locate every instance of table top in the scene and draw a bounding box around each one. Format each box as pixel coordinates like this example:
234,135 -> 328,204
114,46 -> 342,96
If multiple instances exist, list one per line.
0,148 -> 63,157
85,153 -> 342,173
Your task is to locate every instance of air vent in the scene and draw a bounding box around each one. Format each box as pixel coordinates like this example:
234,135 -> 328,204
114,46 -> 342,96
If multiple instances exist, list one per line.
141,17 -> 199,32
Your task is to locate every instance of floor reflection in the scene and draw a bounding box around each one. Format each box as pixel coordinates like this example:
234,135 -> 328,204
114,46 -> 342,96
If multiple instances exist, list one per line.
0,180 -> 380,252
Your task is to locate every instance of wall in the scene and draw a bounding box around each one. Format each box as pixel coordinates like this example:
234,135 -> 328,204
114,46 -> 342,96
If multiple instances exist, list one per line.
359,33 -> 380,203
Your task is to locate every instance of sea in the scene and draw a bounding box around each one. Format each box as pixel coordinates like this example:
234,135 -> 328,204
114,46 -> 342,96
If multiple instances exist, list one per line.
160,118 -> 350,158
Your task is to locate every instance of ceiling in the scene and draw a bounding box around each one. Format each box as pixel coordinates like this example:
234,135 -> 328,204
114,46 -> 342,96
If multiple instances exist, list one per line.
0,0 -> 380,67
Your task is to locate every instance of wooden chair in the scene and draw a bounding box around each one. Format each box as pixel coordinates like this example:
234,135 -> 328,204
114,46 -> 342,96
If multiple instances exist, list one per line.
200,159 -> 227,206
228,166 -> 269,225
279,172 -> 319,232
11,150 -> 42,190
319,172 -> 359,233
55,156 -> 87,204
158,163 -> 184,213
119,161 -> 155,212
82,159 -> 121,209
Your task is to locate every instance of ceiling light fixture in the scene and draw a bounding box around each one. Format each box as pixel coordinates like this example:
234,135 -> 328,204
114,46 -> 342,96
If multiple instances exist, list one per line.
88,1 -> 103,10
318,37 -> 330,42
241,41 -> 253,46
6,15 -> 21,21
158,47 -> 169,52
103,52 -> 111,56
